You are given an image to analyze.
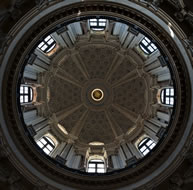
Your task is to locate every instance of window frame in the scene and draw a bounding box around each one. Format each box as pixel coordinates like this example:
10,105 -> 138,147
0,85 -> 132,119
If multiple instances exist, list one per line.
37,35 -> 56,54
139,37 -> 157,55
138,137 -> 156,156
37,136 -> 55,155
160,88 -> 174,106
89,18 -> 107,31
20,85 -> 33,104
87,159 -> 105,173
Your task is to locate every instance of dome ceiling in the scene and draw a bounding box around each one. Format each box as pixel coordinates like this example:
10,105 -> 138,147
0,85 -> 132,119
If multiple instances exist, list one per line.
0,0 -> 193,190
42,37 -> 155,146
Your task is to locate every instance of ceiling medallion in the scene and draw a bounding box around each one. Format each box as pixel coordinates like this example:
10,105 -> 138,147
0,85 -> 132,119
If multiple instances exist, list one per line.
91,88 -> 104,102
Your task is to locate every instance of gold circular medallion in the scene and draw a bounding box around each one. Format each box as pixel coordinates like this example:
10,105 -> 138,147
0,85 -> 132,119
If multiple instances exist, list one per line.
91,88 -> 104,102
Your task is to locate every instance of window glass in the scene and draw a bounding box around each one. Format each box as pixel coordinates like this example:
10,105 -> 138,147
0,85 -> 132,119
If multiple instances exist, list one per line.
87,159 -> 105,173
20,97 -> 23,102
24,96 -> 28,102
37,141 -> 43,148
146,140 -> 153,146
170,89 -> 174,96
47,38 -> 54,45
97,168 -> 105,173
89,19 -> 107,31
145,37 -> 150,43
140,146 -> 146,152
20,85 -> 33,104
97,164 -> 104,168
47,144 -> 53,151
36,136 -> 55,155
143,149 -> 149,156
161,88 -> 174,106
45,35 -> 51,42
138,137 -> 156,156
37,35 -> 56,53
139,37 -> 157,55
89,163 -> 95,167
38,42 -> 44,48
88,168 -> 95,173
149,143 -> 156,149
46,136 -> 55,145
43,148 -> 50,155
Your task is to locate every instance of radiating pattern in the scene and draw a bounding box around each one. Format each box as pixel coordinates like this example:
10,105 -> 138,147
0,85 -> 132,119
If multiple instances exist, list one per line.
47,44 -> 148,145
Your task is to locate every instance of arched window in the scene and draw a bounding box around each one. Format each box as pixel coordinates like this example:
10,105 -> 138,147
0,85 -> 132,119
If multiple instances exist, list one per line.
161,88 -> 174,106
20,85 -> 33,103
89,19 -> 107,31
36,136 -> 55,155
138,137 -> 156,156
37,35 -> 56,53
139,37 -> 157,55
87,159 -> 105,173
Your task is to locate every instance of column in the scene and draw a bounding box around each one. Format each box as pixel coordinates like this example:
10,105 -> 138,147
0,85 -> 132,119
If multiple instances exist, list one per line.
121,144 -> 133,160
30,117 -> 45,126
127,142 -> 142,159
23,110 -> 45,127
61,32 -> 73,48
66,147 -> 75,168
71,155 -> 81,169
144,51 -> 160,66
111,155 -> 121,169
113,22 -> 122,35
34,48 -> 50,64
52,32 -> 67,48
118,147 -> 127,167
119,24 -> 128,44
23,109 -> 37,125
50,142 -> 66,158
149,66 -> 169,76
33,119 -> 49,132
144,120 -> 160,133
67,25 -> 76,44
34,125 -> 50,141
144,59 -> 161,72
157,111 -> 170,122
33,57 -> 49,71
122,32 -> 135,48
149,118 -> 168,128
158,72 -> 171,82
24,65 -> 38,80
73,22 -> 83,35
128,33 -> 144,48
60,144 -> 72,159
144,126 -> 159,143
